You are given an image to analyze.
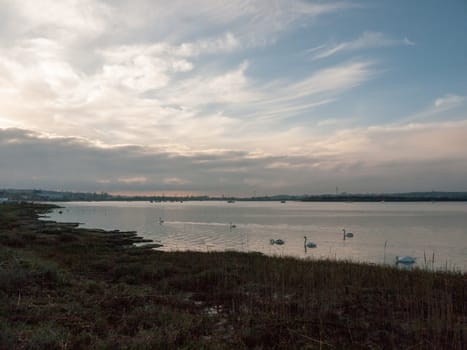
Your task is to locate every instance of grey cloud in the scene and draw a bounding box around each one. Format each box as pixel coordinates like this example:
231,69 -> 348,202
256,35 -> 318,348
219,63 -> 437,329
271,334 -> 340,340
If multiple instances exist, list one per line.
0,128 -> 289,193
2,127 -> 467,195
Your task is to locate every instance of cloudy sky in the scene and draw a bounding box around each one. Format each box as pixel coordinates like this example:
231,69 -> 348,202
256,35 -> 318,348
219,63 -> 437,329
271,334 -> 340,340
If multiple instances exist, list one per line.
1,0 -> 466,196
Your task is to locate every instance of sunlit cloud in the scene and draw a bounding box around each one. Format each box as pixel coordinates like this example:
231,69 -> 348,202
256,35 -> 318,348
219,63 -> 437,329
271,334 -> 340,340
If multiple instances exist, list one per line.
0,0 -> 364,152
118,176 -> 148,184
6,0 -> 112,41
163,177 -> 192,185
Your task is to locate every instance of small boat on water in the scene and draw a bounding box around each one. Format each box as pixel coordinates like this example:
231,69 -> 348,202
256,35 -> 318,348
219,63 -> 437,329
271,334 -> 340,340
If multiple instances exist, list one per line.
227,199 -> 235,203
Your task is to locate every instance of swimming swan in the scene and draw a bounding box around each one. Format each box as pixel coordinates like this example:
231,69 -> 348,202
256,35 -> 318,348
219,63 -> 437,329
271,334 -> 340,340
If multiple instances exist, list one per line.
342,229 -> 354,240
304,236 -> 317,248
270,239 -> 285,245
396,256 -> 416,264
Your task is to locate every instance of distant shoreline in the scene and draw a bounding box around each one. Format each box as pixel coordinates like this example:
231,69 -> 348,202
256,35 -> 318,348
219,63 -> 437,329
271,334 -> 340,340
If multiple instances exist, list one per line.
3,188 -> 467,202
300,196 -> 467,202
39,197 -> 467,203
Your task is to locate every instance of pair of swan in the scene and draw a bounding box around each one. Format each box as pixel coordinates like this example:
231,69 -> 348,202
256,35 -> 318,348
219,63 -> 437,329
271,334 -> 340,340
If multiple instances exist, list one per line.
272,229 -> 352,248
269,237 -> 318,248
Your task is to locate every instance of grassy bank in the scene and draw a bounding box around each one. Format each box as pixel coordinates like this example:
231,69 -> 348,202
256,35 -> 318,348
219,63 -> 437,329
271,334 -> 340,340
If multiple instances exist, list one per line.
0,202 -> 465,349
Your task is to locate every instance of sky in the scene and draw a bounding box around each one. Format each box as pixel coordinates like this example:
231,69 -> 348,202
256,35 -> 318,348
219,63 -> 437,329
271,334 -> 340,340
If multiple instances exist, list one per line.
0,0 -> 467,196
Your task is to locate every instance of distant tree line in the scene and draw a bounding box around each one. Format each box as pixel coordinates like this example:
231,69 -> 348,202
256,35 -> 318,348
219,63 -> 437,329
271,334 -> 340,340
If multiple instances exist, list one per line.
301,192 -> 467,202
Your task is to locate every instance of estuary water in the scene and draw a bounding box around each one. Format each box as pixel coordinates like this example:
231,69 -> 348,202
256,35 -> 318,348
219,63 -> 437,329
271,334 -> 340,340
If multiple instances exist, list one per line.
46,201 -> 467,271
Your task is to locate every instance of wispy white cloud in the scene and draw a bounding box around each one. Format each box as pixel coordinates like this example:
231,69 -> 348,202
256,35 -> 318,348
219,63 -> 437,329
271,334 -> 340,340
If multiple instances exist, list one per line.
236,61 -> 374,123
283,61 -> 374,99
160,61 -> 254,106
176,32 -> 241,56
400,94 -> 466,124
434,94 -> 465,109
308,31 -> 414,60
92,0 -> 352,50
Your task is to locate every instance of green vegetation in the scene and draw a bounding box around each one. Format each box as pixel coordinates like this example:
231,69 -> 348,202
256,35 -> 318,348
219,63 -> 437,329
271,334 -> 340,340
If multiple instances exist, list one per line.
0,202 -> 465,349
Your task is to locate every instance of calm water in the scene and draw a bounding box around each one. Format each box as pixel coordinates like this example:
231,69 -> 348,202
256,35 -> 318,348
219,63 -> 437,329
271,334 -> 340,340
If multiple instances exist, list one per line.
45,201 -> 467,271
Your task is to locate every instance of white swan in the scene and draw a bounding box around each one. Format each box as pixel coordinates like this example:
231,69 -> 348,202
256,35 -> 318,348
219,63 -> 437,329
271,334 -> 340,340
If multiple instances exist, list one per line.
304,236 -> 317,248
342,229 -> 354,240
396,256 -> 416,265
270,239 -> 285,245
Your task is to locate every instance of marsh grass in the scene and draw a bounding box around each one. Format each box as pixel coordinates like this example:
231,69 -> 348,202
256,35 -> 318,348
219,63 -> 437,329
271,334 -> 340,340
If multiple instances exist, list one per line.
0,203 -> 465,349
